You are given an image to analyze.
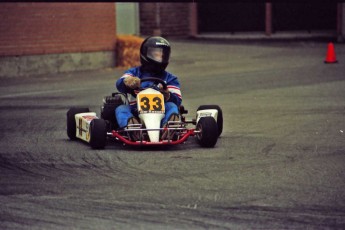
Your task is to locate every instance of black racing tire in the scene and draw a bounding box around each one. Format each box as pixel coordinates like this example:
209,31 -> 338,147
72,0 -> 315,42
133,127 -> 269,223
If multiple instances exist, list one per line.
67,107 -> 90,140
196,117 -> 218,148
197,105 -> 223,137
89,119 -> 107,149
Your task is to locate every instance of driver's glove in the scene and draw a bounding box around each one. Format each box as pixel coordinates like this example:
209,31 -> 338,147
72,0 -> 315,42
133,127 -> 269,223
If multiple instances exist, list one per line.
158,85 -> 171,101
124,76 -> 141,89
161,89 -> 171,101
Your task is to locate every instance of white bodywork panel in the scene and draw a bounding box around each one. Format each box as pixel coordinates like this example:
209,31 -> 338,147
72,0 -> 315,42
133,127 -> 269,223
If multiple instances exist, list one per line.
75,112 -> 98,142
137,88 -> 165,142
196,109 -> 218,124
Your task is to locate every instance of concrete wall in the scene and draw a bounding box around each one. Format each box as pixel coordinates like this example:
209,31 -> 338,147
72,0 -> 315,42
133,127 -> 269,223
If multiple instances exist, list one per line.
116,3 -> 140,35
0,51 -> 115,77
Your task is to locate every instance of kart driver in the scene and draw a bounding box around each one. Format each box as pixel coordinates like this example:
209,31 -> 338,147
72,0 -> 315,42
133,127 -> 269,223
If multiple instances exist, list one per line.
115,36 -> 182,140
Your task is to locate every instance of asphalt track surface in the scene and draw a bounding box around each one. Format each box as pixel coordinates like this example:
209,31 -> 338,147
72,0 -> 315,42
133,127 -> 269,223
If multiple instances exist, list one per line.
1,40 -> 345,229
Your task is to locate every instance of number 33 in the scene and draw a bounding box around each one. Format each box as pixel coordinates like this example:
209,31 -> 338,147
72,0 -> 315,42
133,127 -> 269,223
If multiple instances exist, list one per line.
140,96 -> 163,111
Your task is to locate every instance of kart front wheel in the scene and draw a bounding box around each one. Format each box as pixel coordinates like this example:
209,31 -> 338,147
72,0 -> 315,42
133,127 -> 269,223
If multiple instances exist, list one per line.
197,105 -> 223,137
196,117 -> 218,148
90,119 -> 107,149
67,107 -> 90,140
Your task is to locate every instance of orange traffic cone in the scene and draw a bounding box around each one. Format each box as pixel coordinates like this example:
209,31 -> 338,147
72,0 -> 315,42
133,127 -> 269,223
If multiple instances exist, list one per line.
324,42 -> 338,64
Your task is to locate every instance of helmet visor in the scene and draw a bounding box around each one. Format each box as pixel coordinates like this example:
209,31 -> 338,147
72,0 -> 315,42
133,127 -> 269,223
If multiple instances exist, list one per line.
147,47 -> 169,63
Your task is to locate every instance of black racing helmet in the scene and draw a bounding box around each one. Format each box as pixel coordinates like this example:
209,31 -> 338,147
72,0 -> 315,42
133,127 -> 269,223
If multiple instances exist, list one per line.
140,36 -> 171,74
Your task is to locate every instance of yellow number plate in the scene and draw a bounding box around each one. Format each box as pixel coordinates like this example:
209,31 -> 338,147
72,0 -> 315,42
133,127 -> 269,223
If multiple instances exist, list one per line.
138,94 -> 165,113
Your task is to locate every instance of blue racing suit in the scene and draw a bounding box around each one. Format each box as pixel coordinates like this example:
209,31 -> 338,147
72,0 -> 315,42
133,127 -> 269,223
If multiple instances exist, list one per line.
115,67 -> 182,128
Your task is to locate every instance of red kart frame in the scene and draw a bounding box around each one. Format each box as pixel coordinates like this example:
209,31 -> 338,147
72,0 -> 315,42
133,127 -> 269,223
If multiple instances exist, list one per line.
110,128 -> 197,146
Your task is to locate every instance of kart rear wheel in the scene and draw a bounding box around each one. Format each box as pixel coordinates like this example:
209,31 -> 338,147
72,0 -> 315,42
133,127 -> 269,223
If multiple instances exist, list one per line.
196,117 -> 218,148
197,105 -> 223,137
67,107 -> 89,140
90,119 -> 107,149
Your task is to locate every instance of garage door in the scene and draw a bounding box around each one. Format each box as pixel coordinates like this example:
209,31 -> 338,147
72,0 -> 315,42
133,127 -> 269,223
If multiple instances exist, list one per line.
198,3 -> 265,33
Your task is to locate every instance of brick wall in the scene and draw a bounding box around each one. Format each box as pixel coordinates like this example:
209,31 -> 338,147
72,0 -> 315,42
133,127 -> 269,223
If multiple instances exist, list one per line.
0,3 -> 116,56
139,3 -> 190,37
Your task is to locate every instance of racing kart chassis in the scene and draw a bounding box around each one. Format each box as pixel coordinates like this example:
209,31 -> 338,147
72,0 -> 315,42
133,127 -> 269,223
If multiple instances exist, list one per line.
67,78 -> 223,149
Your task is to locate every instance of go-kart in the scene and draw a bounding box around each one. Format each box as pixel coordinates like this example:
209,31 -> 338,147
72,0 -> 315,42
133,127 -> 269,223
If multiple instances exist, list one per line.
67,77 -> 223,149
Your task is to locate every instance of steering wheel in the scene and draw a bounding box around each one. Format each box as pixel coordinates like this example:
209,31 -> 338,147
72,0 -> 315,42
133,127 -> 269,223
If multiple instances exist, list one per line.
129,77 -> 167,98
140,77 -> 167,90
